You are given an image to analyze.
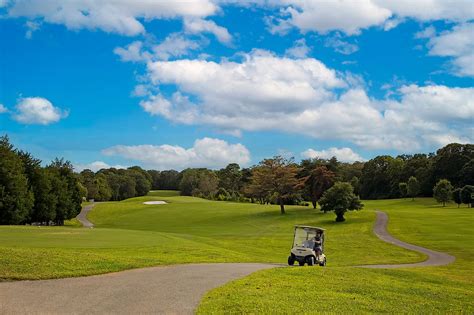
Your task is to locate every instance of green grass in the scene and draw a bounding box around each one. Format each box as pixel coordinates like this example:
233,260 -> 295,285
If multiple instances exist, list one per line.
0,192 -> 472,312
0,192 -> 418,280
197,199 -> 474,313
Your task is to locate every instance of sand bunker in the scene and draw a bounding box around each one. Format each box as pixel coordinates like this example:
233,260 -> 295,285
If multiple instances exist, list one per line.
143,201 -> 168,205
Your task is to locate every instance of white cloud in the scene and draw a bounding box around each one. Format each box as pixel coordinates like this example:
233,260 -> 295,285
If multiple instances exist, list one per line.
13,97 -> 67,125
137,50 -> 473,152
184,18 -> 232,44
5,0 -> 217,36
152,33 -> 202,60
302,147 -> 365,163
414,26 -> 436,39
102,137 -> 251,170
74,161 -> 126,173
426,23 -> 474,77
264,0 -> 474,35
269,0 -> 392,35
0,104 -> 7,114
114,34 -> 202,63
324,36 -> 359,55
285,38 -> 310,58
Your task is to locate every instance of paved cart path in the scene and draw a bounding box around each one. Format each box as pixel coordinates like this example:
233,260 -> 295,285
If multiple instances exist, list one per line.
76,203 -> 94,228
361,210 -> 455,268
0,263 -> 277,314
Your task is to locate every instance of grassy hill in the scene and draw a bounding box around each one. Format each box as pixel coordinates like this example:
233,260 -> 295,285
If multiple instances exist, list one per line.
0,192 -> 472,312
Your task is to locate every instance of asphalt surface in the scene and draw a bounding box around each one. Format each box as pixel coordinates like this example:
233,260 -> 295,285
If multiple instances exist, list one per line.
0,263 -> 278,314
76,204 -> 94,228
360,210 -> 455,268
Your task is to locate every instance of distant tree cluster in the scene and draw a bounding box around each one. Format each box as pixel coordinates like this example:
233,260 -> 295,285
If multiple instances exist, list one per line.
79,166 -> 152,201
0,136 -> 83,225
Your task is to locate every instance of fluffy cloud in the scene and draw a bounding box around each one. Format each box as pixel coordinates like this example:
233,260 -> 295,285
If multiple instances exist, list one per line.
13,97 -> 67,125
301,147 -> 365,163
184,18 -> 232,44
74,161 -> 126,173
102,137 -> 251,170
137,50 -> 473,151
5,0 -> 217,36
0,104 -> 7,114
426,23 -> 474,77
265,0 -> 474,35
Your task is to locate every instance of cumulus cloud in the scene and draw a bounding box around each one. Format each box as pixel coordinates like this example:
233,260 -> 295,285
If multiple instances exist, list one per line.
425,23 -> 474,77
74,161 -> 126,173
264,0 -> 473,35
4,0 -> 217,36
102,137 -> 251,170
136,50 -> 473,152
24,20 -> 40,39
301,147 -> 365,163
13,97 -> 68,125
0,104 -> 7,114
184,18 -> 232,44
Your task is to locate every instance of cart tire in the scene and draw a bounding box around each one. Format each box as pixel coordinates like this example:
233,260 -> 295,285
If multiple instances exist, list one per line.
306,256 -> 314,266
319,258 -> 326,267
298,260 -> 305,266
288,255 -> 295,266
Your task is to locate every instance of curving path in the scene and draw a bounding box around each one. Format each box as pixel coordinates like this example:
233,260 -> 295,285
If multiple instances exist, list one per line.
76,203 -> 95,228
361,210 -> 455,268
0,263 -> 278,314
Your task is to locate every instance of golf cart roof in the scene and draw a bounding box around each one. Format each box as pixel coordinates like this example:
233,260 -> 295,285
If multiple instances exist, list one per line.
294,225 -> 325,232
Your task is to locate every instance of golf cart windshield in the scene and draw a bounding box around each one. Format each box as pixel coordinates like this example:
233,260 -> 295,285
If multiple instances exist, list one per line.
293,226 -> 324,249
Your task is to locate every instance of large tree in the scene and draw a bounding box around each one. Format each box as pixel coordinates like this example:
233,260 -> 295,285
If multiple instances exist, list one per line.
0,136 -> 34,224
304,166 -> 335,209
47,158 -> 82,225
433,179 -> 453,207
217,163 -> 242,194
248,156 -> 302,214
319,182 -> 363,222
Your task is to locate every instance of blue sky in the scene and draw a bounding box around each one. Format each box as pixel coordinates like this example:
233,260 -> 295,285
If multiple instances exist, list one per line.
0,1 -> 473,171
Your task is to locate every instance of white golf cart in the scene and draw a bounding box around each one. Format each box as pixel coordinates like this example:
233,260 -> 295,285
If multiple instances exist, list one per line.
288,225 -> 326,266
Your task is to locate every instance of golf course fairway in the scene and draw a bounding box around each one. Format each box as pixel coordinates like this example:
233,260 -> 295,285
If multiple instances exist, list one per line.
0,191 -> 472,312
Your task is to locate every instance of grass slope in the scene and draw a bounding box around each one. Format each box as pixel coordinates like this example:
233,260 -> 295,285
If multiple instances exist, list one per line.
1,192 -> 417,280
197,199 -> 474,313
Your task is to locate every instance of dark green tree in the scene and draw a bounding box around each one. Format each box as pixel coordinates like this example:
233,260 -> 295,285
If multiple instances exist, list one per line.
452,188 -> 462,208
319,182 -> 363,222
407,176 -> 420,201
460,185 -> 474,207
0,136 -> 34,224
399,182 -> 408,198
433,179 -> 453,207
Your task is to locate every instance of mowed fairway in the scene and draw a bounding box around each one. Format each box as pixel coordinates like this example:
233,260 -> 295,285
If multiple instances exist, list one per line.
0,192 -> 473,312
1,190 -> 418,280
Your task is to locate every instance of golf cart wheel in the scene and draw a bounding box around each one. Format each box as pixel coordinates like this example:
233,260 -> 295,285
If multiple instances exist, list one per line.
298,260 -> 305,266
306,256 -> 314,266
319,258 -> 326,267
288,255 -> 295,266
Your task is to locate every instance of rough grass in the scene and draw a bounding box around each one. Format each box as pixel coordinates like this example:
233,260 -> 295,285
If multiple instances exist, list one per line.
197,198 -> 474,313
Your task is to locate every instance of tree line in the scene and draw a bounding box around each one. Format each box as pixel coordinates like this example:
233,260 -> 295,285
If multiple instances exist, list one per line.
0,136 -> 84,225
1,133 -> 472,225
